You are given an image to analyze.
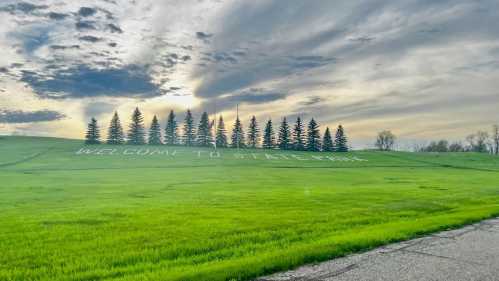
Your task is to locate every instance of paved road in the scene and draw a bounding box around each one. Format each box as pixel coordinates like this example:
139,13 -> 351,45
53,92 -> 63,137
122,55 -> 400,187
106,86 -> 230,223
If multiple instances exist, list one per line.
258,218 -> 499,281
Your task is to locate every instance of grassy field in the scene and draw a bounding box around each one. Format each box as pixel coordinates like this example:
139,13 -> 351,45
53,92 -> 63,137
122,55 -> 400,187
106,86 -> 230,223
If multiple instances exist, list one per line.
1,136 -> 499,281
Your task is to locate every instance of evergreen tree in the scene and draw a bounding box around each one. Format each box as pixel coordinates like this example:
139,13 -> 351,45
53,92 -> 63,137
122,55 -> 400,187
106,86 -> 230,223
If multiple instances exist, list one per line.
231,117 -> 245,148
322,127 -> 334,152
262,119 -> 275,149
85,117 -> 101,144
247,116 -> 260,148
306,118 -> 321,151
292,116 -> 305,151
127,107 -> 146,145
164,110 -> 177,145
278,117 -> 291,150
107,112 -> 124,145
148,115 -> 162,145
196,112 -> 213,147
182,110 -> 195,146
216,116 -> 228,148
335,124 -> 349,152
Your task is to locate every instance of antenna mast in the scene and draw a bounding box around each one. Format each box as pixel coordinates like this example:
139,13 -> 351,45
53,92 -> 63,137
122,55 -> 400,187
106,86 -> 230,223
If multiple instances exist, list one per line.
236,104 -> 240,151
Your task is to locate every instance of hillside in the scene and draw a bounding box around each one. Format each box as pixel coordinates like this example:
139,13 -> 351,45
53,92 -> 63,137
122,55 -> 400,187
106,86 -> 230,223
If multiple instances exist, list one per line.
1,136 -> 499,281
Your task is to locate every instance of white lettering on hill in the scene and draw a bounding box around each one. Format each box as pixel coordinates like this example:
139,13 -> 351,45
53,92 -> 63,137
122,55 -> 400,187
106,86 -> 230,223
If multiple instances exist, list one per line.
75,148 -> 368,162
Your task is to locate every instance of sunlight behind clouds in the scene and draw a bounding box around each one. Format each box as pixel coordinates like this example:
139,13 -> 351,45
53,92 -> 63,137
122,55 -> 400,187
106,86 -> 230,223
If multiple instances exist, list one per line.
0,0 -> 498,145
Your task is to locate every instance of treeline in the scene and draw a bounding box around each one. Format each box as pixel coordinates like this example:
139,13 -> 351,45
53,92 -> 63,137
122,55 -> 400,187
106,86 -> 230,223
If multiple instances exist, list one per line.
418,126 -> 499,154
85,107 -> 349,152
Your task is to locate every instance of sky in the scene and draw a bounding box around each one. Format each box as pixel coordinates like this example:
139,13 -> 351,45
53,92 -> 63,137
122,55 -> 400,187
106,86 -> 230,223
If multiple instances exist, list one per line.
0,0 -> 498,147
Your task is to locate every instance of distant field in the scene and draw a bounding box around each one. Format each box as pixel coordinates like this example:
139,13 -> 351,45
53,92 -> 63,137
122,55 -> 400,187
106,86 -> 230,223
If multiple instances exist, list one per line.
1,136 -> 499,281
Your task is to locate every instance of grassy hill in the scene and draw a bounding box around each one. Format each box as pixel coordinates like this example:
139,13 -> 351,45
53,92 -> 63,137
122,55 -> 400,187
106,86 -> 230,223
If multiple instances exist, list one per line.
1,136 -> 499,281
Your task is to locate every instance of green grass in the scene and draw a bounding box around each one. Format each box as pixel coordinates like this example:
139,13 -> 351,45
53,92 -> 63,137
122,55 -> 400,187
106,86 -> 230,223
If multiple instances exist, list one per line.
1,136 -> 499,281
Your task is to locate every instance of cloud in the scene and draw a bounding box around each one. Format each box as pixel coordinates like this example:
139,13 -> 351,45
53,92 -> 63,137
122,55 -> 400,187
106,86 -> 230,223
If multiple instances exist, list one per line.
83,101 -> 116,120
21,65 -> 161,99
0,2 -> 48,15
0,0 -> 498,140
0,109 -> 65,123
78,7 -> 97,17
196,31 -> 213,43
47,12 -> 69,20
75,20 -> 97,30
107,23 -> 122,33
79,35 -> 102,43
50,45 -> 80,50
200,88 -> 286,111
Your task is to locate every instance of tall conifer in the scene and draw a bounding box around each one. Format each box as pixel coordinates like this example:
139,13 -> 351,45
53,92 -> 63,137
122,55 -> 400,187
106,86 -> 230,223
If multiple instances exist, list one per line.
196,112 -> 213,147
322,127 -> 334,152
306,118 -> 321,151
107,112 -> 124,145
148,115 -> 162,145
127,107 -> 145,145
164,110 -> 177,145
183,110 -> 195,146
231,117 -> 245,148
278,117 -> 291,150
85,117 -> 101,144
247,116 -> 260,148
335,125 -> 349,152
262,119 -> 275,149
216,116 -> 228,148
292,117 -> 305,151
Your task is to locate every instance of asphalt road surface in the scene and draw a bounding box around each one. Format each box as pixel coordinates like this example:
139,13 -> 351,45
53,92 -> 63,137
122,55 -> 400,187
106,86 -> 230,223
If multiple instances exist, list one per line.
258,218 -> 499,281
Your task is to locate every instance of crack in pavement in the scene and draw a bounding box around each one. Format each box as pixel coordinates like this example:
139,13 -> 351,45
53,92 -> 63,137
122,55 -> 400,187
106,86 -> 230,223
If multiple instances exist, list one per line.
400,249 -> 486,267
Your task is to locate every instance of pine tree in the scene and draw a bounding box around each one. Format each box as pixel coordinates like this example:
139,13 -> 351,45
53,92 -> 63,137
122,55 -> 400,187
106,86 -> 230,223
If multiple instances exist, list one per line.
183,110 -> 195,146
164,110 -> 177,145
262,119 -> 275,149
127,107 -> 146,145
231,117 -> 245,148
196,112 -> 213,147
148,115 -> 162,145
292,116 -> 305,151
335,124 -> 349,152
307,118 -> 321,151
107,112 -> 124,145
278,117 -> 291,150
216,116 -> 228,148
85,117 -> 101,144
322,127 -> 334,152
247,116 -> 260,148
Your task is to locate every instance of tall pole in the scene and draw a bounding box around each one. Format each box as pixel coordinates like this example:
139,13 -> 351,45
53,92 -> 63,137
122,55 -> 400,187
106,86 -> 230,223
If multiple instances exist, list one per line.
236,104 -> 240,151
213,101 -> 217,150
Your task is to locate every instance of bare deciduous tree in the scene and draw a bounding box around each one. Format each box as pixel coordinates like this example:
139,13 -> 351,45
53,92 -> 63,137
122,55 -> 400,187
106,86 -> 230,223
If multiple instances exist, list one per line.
375,130 -> 396,151
492,124 -> 499,155
466,131 -> 490,153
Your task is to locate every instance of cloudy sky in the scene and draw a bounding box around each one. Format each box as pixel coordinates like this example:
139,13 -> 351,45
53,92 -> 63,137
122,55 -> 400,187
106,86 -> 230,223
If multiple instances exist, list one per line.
0,0 -> 498,146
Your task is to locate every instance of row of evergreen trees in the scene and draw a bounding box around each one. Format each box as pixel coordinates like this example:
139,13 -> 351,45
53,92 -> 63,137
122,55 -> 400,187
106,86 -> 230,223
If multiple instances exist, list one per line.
85,108 -> 349,152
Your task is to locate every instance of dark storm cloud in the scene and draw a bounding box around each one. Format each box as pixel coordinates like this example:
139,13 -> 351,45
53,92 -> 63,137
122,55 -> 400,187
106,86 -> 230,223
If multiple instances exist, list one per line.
21,65 -> 161,99
0,109 -> 65,123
